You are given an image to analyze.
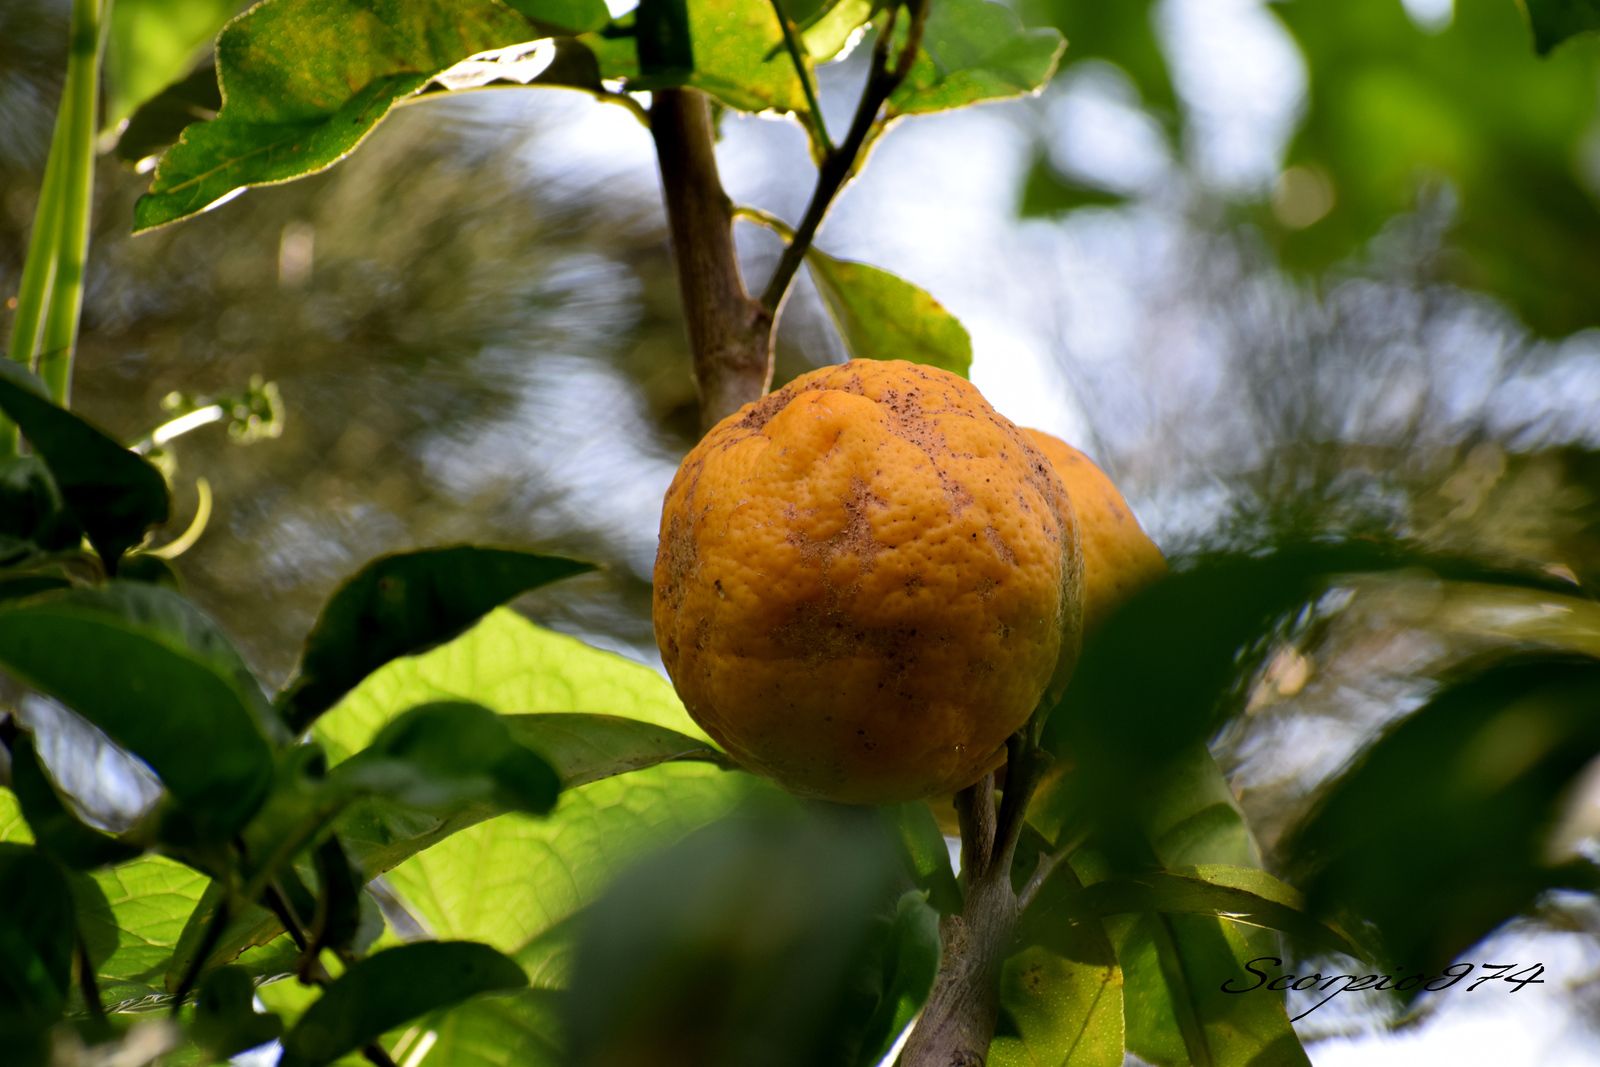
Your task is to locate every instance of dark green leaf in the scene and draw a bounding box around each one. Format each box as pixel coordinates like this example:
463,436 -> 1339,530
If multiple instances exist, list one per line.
1285,653 -> 1600,973
310,836 -> 363,957
1522,0 -> 1600,54
279,941 -> 527,1067
114,62 -> 222,164
806,250 -> 974,377
563,809 -> 924,1067
1017,150 -> 1129,217
0,456 -> 80,566
8,733 -> 143,871
133,0 -> 560,231
638,0 -> 694,76
584,0 -> 812,116
279,546 -> 593,733
0,573 -> 72,605
887,0 -> 1065,117
0,844 -> 76,1040
852,889 -> 941,1067
1018,0 -> 1174,117
0,362 -> 168,571
1036,539 -> 1584,844
334,701 -> 561,816
504,712 -> 728,788
0,584 -> 276,839
1061,867 -> 1363,960
191,965 -> 283,1061
885,802 -> 962,914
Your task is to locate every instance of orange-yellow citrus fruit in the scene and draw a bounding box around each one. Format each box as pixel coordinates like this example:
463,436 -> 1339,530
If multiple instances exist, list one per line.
1020,429 -> 1166,631
653,360 -> 1084,804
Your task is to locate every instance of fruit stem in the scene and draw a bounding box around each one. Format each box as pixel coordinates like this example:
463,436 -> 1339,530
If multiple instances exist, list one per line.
901,736 -> 1043,1066
650,88 -> 775,431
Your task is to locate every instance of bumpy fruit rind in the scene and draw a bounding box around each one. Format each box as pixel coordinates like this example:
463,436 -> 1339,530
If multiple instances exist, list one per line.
653,360 -> 1083,804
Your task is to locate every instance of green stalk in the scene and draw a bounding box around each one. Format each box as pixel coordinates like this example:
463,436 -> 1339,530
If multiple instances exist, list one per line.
37,0 -> 111,408
2,65 -> 72,455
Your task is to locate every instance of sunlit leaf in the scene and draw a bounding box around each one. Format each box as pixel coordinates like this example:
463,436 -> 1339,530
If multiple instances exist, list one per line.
133,0 -> 587,231
806,250 -> 973,377
105,0 -> 240,128
993,860 -> 1123,1067
887,0 -> 1065,116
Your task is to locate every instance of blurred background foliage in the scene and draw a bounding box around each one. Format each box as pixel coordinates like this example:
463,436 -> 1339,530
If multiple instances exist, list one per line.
5,0 -> 1600,1058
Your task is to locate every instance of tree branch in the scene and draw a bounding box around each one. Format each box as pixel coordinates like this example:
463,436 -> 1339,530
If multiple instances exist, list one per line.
650,88 -> 775,431
758,0 -> 928,314
901,727 -> 1049,1067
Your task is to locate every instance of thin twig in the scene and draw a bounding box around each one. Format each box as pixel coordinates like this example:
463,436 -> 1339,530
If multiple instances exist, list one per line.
168,897 -> 231,1015
954,772 -> 997,881
768,0 -> 833,155
758,0 -> 928,314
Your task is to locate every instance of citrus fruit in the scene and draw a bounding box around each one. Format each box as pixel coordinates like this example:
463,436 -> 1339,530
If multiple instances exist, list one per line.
653,360 -> 1084,804
1021,429 -> 1165,631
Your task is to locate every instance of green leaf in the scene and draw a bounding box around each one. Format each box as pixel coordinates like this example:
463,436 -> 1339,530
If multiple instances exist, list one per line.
0,362 -> 169,571
0,584 -> 276,839
105,0 -> 240,128
0,456 -> 80,566
191,964 -> 283,1060
308,835 -> 365,958
1060,747 -> 1310,1067
315,608 -> 713,756
334,701 -> 561,816
638,0 -> 695,77
993,860 -> 1123,1067
562,810 -> 928,1067
70,854 -> 211,1011
584,0 -> 812,116
805,250 -> 973,377
1066,867 -> 1363,960
885,802 -> 962,914
887,0 -> 1065,117
279,546 -> 594,733
1036,539 -> 1584,846
163,616 -> 729,986
279,941 -> 527,1067
1285,653 -> 1600,973
1018,0 -> 1174,117
0,844 -> 76,1041
504,712 -> 728,787
114,62 -> 223,165
852,889 -> 941,1067
1272,0 -> 1600,334
7,733 -> 143,871
133,0 -> 559,232
1521,0 -> 1600,54
801,0 -> 878,60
